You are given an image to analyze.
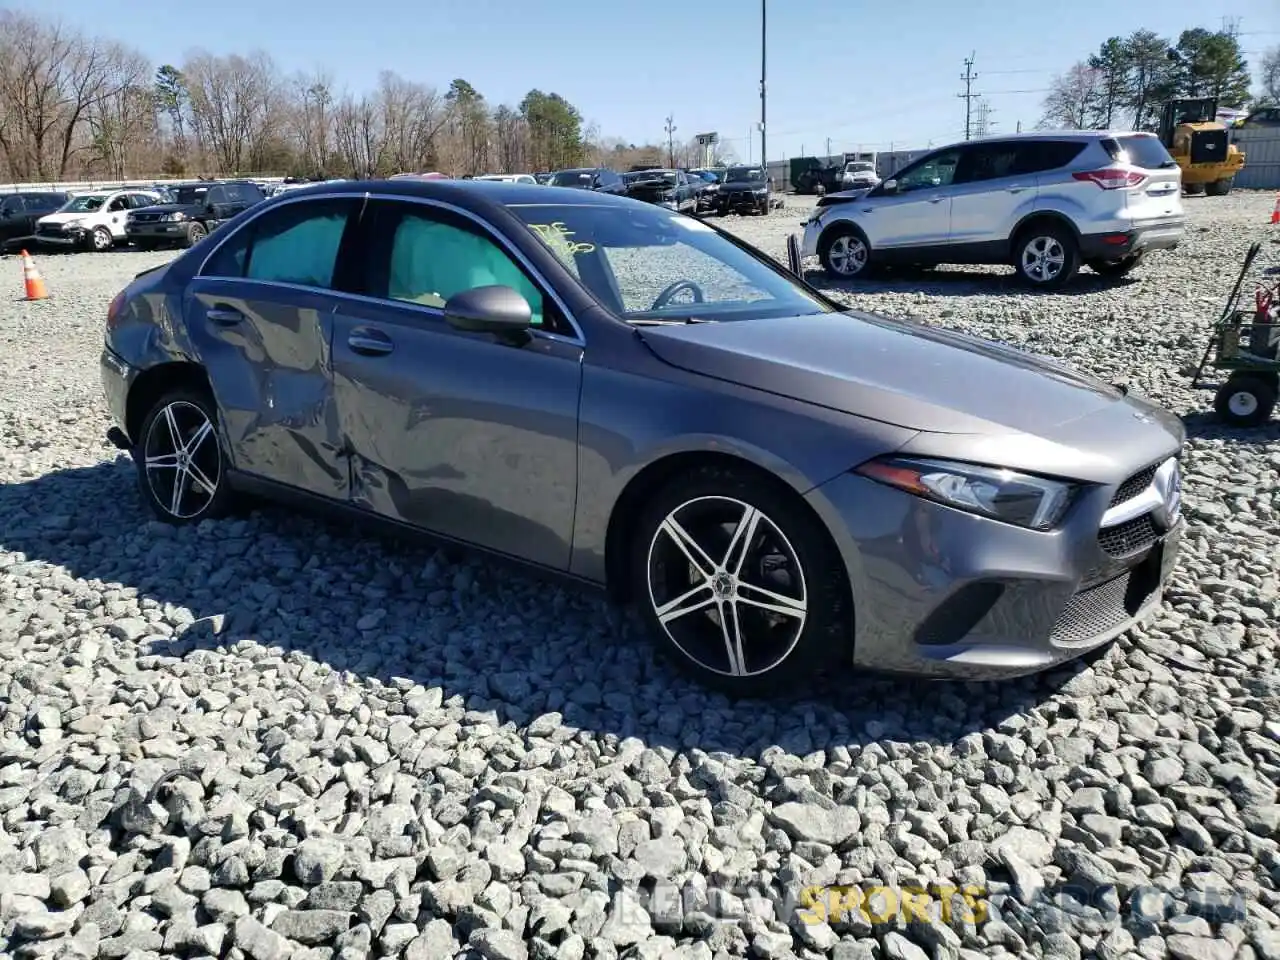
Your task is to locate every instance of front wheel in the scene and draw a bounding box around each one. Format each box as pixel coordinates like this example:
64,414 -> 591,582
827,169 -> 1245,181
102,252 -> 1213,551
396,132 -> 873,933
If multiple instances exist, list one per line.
1014,225 -> 1079,289
628,465 -> 851,696
819,226 -> 872,279
135,389 -> 234,525
90,226 -> 113,252
1214,375 -> 1277,428
1205,178 -> 1233,197
1087,254 -> 1143,279
183,222 -> 208,248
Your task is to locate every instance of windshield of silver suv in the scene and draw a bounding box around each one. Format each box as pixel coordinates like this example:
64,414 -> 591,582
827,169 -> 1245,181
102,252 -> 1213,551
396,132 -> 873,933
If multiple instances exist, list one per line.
511,202 -> 833,323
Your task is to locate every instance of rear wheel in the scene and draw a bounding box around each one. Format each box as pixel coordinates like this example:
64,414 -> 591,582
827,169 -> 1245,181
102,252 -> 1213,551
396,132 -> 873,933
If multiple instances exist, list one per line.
1214,375 -> 1277,428
819,225 -> 872,279
1087,253 -> 1143,279
1205,178 -> 1233,197
629,465 -> 850,696
1014,224 -> 1079,289
135,389 -> 234,525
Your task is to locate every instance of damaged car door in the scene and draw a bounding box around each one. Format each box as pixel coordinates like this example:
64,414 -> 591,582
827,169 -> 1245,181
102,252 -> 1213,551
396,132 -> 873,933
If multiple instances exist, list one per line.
330,197 -> 584,570
185,196 -> 364,498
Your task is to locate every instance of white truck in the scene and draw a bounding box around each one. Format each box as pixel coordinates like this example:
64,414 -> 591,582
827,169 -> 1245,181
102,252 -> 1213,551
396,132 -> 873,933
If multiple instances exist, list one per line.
840,152 -> 881,191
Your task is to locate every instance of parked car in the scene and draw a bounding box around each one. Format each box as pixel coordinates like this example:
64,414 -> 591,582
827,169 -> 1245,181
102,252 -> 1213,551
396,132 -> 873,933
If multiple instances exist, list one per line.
841,161 -> 881,191
534,172 -> 554,185
687,169 -> 725,210
125,180 -> 268,249
99,178 -> 1186,693
793,164 -> 843,196
35,189 -> 167,251
0,191 -> 70,252
475,174 -> 539,185
547,168 -> 628,194
800,131 -> 1185,288
712,166 -> 781,215
621,168 -> 700,213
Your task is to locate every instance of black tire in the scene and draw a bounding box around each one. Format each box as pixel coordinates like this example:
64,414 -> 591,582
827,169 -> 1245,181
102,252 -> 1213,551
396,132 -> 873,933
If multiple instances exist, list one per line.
183,222 -> 208,248
1013,223 -> 1080,289
818,224 -> 873,280
1184,183 -> 1206,196
628,464 -> 851,697
1205,178 -> 1233,197
90,226 -> 113,252
1087,253 -> 1143,279
1213,375 -> 1277,428
134,388 -> 234,525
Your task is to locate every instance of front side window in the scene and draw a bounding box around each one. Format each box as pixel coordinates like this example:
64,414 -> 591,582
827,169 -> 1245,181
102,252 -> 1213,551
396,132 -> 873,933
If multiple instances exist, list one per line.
1,196 -> 23,216
365,203 -> 550,329
894,150 -> 961,192
108,196 -> 129,212
956,144 -> 1021,184
171,185 -> 209,205
511,202 -> 833,323
201,198 -> 355,288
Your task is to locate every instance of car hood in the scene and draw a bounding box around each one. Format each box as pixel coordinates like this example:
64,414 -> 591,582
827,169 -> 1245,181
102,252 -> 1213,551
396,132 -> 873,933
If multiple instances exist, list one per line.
637,311 -> 1175,441
130,203 -> 198,215
37,211 -> 99,225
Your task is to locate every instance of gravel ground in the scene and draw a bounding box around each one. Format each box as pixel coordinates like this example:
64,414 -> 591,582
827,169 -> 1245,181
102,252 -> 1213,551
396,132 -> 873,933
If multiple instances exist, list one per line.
1,194 -> 1279,960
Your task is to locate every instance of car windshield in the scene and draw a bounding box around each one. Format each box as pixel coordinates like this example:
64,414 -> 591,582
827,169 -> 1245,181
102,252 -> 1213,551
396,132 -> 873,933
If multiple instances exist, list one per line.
550,170 -> 595,188
848,163 -> 875,173
59,194 -> 109,213
171,185 -> 210,204
725,166 -> 764,182
625,170 -> 675,182
510,202 -> 834,323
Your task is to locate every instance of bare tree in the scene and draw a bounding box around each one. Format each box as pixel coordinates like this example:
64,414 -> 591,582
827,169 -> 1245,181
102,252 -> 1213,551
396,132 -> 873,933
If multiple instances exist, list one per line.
333,93 -> 384,178
1258,45 -> 1280,105
377,71 -> 449,173
85,47 -> 155,178
183,50 -> 277,173
1039,63 -> 1103,129
293,69 -> 335,175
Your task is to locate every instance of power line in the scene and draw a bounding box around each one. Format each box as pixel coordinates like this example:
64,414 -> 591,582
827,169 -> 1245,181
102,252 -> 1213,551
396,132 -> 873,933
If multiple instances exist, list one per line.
958,53 -> 979,141
664,114 -> 676,168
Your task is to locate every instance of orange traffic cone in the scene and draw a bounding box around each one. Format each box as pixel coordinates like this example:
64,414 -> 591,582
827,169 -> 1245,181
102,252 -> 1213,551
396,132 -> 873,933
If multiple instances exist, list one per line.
1272,195 -> 1280,225
20,249 -> 48,301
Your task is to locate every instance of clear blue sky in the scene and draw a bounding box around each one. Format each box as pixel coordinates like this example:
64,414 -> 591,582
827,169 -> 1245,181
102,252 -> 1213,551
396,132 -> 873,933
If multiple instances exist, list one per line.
40,0 -> 1280,163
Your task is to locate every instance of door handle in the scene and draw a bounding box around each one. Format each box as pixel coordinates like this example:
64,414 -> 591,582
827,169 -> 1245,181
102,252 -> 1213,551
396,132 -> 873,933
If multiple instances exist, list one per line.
348,330 -> 394,356
928,197 -> 945,204
206,306 -> 243,325
1007,185 -> 1028,193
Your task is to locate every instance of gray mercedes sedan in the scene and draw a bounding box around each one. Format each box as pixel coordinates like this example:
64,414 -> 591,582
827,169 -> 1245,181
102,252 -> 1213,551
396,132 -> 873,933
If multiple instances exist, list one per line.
100,179 -> 1185,695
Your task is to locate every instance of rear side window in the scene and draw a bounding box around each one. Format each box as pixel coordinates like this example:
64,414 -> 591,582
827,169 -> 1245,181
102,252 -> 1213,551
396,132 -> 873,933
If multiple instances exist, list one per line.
1013,141 -> 1088,175
201,197 -> 357,289
1102,136 -> 1177,170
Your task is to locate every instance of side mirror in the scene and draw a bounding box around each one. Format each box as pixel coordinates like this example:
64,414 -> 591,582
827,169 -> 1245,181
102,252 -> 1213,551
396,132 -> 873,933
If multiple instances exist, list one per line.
882,179 -> 898,193
443,285 -> 533,344
0,208 -> 12,219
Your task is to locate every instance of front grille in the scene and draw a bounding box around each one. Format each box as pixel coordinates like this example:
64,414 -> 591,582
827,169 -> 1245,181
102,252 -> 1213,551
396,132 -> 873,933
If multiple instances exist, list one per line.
36,223 -> 64,236
1050,565 -> 1159,645
1109,463 -> 1158,507
131,212 -> 163,223
1099,514 -> 1159,557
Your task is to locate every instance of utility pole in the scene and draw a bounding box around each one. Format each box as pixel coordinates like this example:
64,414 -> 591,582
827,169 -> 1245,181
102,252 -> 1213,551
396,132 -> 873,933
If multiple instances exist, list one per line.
958,52 -> 978,141
760,0 -> 767,174
664,115 -> 676,168
826,137 -> 831,158
973,99 -> 994,138
1016,120 -> 1022,133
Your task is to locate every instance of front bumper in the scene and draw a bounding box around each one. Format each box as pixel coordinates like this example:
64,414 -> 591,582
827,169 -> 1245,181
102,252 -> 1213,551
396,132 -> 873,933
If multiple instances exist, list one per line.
127,222 -> 188,241
36,228 -> 90,249
805,467 -> 1183,680
1079,216 -> 1185,259
714,192 -> 769,213
799,219 -> 823,258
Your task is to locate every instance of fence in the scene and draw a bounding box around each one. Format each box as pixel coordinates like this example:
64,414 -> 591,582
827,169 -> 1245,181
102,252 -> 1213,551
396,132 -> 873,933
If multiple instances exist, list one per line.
0,176 -> 287,195
1228,128 -> 1280,191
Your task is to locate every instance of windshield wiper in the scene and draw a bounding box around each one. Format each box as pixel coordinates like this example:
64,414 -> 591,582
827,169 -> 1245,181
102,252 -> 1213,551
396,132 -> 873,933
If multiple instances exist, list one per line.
629,316 -> 718,326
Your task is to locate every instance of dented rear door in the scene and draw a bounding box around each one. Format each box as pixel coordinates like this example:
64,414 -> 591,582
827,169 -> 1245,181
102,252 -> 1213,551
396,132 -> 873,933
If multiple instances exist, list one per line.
184,195 -> 365,499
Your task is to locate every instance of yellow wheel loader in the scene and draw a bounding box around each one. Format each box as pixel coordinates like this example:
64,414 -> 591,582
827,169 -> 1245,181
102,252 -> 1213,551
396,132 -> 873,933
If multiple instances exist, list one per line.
1158,97 -> 1244,196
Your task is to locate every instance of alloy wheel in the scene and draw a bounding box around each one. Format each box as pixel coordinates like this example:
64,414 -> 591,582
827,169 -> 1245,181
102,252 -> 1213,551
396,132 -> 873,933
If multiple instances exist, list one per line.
1228,390 -> 1259,417
1021,236 -> 1065,282
646,496 -> 808,678
827,235 -> 868,276
142,400 -> 222,520
92,228 -> 112,252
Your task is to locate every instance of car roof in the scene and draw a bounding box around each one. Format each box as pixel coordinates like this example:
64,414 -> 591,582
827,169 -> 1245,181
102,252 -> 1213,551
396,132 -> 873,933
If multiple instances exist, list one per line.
276,177 -> 640,213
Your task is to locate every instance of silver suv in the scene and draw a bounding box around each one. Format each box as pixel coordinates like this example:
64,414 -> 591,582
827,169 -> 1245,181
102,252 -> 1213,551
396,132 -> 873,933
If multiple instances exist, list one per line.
797,132 -> 1185,289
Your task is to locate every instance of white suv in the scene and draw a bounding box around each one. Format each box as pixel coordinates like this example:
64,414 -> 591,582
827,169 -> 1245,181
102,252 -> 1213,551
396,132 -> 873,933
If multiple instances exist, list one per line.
798,132 -> 1185,289
35,189 -> 165,252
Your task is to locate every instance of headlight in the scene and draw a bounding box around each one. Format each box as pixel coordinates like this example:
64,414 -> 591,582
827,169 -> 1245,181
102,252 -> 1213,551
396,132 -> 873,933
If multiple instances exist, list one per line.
166,212 -> 187,222
855,456 -> 1077,531
753,187 -> 767,195
63,219 -> 83,228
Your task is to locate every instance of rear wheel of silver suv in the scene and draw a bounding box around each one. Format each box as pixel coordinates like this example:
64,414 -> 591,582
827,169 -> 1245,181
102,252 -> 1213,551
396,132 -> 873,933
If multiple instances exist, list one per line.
1087,253 -> 1143,279
1014,224 -> 1079,289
